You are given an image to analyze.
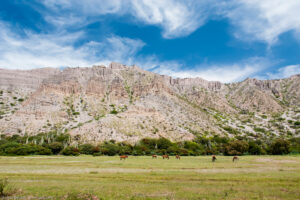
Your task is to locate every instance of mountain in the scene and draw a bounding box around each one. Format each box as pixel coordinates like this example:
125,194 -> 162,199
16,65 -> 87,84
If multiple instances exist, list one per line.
0,62 -> 299,143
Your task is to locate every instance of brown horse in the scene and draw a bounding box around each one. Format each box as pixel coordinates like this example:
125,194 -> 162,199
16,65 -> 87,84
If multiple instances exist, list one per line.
152,155 -> 157,159
212,155 -> 217,162
120,155 -> 128,160
232,156 -> 239,162
162,155 -> 169,159
176,155 -> 180,159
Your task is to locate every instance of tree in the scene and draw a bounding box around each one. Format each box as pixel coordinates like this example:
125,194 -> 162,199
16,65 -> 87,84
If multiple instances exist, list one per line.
248,141 -> 263,155
47,142 -> 63,154
224,140 -> 249,155
61,147 -> 80,156
79,144 -> 95,155
269,139 -> 290,155
157,137 -> 172,150
100,143 -> 119,156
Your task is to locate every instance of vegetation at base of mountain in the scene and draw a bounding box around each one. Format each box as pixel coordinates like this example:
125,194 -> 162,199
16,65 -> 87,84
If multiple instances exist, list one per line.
0,132 -> 298,156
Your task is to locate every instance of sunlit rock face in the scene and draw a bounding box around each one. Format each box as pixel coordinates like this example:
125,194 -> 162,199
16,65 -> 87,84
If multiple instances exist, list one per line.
0,63 -> 299,143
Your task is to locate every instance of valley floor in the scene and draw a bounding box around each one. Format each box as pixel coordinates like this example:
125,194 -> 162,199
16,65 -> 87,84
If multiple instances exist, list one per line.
0,155 -> 300,199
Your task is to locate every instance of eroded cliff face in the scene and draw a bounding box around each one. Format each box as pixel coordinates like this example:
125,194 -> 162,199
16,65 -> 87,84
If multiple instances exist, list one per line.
0,63 -> 299,143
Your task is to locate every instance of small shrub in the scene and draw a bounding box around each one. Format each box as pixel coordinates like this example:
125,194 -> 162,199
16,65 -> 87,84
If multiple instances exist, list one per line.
79,144 -> 95,155
224,140 -> 249,156
110,109 -> 118,114
61,147 -> 80,156
47,142 -> 64,154
0,178 -> 8,196
0,178 -> 17,197
100,144 -> 119,156
269,139 -> 290,155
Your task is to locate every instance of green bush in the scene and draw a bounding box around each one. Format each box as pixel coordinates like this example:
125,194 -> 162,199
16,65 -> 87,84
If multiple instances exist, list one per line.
248,141 -> 263,155
0,143 -> 52,155
269,139 -> 290,155
100,143 -> 119,156
79,144 -> 95,155
61,147 -> 80,156
47,142 -> 64,154
224,140 -> 249,156
157,137 -> 172,150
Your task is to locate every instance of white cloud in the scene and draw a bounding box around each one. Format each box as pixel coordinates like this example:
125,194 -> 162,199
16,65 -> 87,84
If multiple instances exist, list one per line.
264,65 -> 300,79
42,0 -> 124,15
149,57 -> 271,83
39,0 -> 300,43
40,0 -> 211,39
0,22 -> 144,69
131,0 -> 210,38
223,0 -> 300,44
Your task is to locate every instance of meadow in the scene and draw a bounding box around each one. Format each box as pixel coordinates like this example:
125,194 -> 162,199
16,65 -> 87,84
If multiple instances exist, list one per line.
0,155 -> 300,199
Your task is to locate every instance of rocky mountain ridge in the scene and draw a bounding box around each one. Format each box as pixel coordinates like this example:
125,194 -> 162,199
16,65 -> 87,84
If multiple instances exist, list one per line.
0,62 -> 299,143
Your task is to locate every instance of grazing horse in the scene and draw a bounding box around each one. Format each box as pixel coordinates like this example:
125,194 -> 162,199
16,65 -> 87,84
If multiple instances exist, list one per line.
212,155 -> 217,162
120,155 -> 128,160
175,155 -> 180,159
232,156 -> 239,162
152,155 -> 157,159
162,155 -> 169,160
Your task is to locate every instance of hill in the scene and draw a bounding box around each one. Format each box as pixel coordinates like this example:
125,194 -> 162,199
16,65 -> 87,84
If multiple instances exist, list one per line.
0,62 -> 299,143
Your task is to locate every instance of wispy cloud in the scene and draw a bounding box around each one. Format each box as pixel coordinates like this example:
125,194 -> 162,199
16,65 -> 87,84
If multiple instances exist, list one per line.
0,1 -> 299,82
40,0 -> 211,39
223,0 -> 300,45
39,0 -> 300,43
150,57 -> 272,83
131,0 -> 211,38
0,21 -> 144,69
263,65 -> 300,79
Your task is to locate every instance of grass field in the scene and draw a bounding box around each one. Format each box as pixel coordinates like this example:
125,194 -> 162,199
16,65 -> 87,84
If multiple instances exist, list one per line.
0,155 -> 300,199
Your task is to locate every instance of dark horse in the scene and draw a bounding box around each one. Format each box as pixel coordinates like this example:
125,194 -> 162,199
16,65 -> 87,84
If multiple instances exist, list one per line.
232,156 -> 239,162
162,155 -> 169,159
152,155 -> 157,159
212,155 -> 217,162
176,155 -> 180,159
120,155 -> 128,160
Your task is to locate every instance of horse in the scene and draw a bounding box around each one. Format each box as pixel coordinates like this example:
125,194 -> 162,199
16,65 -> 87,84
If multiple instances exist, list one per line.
152,155 -> 157,159
212,155 -> 217,162
120,155 -> 128,160
162,155 -> 169,160
175,155 -> 180,159
232,156 -> 239,162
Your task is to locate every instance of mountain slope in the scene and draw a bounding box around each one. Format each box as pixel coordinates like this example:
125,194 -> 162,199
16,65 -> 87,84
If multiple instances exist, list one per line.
0,63 -> 299,143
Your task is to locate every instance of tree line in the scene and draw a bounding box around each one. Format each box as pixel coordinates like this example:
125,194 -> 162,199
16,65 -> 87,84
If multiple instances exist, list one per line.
0,132 -> 299,156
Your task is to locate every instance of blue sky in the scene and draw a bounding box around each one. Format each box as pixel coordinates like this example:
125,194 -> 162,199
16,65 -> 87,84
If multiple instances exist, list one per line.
0,0 -> 300,82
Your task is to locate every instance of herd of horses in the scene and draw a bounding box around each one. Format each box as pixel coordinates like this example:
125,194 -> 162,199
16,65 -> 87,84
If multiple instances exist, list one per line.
120,155 -> 239,162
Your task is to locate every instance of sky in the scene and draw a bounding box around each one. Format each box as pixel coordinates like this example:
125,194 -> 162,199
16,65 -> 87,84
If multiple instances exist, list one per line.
0,0 -> 300,82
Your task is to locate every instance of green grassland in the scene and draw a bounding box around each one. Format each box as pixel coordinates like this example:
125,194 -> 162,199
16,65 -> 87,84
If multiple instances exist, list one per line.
0,155 -> 300,199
